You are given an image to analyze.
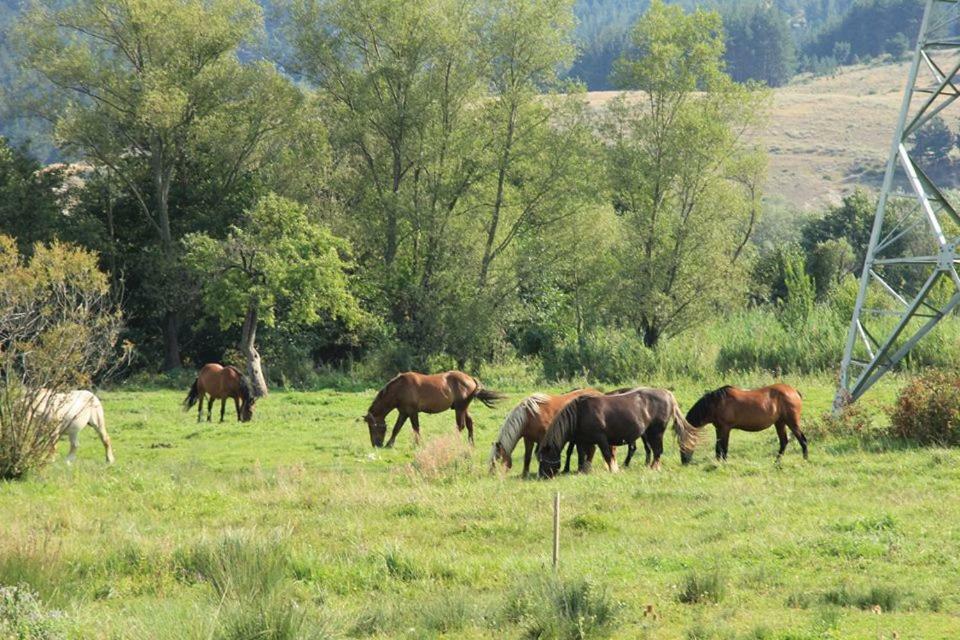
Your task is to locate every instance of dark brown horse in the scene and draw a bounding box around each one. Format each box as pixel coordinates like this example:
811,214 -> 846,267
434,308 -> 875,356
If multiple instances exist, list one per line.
538,387 -> 698,478
183,363 -> 255,423
684,384 -> 806,462
364,371 -> 504,448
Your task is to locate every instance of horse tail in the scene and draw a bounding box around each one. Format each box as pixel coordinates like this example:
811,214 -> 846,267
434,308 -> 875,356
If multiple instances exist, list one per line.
183,379 -> 200,411
471,377 -> 505,408
671,395 -> 699,454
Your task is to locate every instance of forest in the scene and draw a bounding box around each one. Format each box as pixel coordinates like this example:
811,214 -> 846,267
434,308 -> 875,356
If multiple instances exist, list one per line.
0,0 -> 954,394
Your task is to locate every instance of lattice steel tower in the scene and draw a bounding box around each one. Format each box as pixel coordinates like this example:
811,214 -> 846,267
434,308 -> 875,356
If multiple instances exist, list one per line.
837,0 -> 960,407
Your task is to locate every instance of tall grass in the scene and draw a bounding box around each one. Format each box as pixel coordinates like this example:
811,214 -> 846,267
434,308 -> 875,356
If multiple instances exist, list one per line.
505,574 -> 620,640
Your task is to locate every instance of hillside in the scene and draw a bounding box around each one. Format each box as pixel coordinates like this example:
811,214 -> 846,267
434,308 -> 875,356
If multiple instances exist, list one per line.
589,62 -> 912,211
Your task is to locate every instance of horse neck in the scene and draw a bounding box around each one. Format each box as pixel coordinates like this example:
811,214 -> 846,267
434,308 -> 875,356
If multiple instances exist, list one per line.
545,400 -> 577,450
369,388 -> 395,418
496,397 -> 538,454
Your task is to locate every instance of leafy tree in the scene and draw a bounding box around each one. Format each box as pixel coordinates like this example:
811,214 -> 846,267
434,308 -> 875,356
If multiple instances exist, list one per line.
0,138 -> 66,252
724,2 -> 797,87
183,194 -> 362,396
809,237 -> 856,298
14,0 -> 309,370
800,189 -> 874,271
0,235 -> 122,479
912,115 -> 954,161
779,248 -> 815,328
603,0 -> 768,347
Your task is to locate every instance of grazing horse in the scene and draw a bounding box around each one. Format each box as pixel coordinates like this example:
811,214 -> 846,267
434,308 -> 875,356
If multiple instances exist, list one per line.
489,388 -> 636,478
684,384 -> 806,462
489,389 -> 598,478
31,389 -> 114,464
364,371 -> 504,448
183,363 -> 255,423
538,387 -> 697,478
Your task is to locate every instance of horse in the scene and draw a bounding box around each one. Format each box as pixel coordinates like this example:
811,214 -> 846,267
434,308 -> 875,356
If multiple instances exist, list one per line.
684,384 -> 806,462
183,363 -> 255,423
489,390 -> 597,478
489,388 -> 639,478
30,389 -> 114,464
538,387 -> 698,478
364,371 -> 504,448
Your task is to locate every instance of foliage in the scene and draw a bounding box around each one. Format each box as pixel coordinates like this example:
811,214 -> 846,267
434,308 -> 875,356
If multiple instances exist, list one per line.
505,575 -> 620,640
0,235 -> 122,479
604,0 -> 768,347
888,371 -> 960,446
0,585 -> 65,640
801,0 -> 921,67
912,115 -> 955,160
723,2 -> 797,87
779,249 -> 816,329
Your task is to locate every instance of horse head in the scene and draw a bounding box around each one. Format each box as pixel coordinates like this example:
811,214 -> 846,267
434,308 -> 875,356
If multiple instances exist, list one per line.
241,397 -> 256,422
489,441 -> 511,471
537,443 -> 562,479
364,413 -> 387,447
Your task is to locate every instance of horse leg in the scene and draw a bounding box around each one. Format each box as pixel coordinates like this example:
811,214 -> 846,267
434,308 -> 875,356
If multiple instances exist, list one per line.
206,396 -> 213,422
775,422 -> 789,462
597,435 -> 618,473
410,413 -> 422,447
563,441 -> 576,474
649,432 -> 664,471
65,430 -> 79,464
624,441 -> 637,468
197,393 -> 204,423
384,413 -> 407,448
718,425 -> 731,461
643,435 -> 652,465
787,417 -> 809,460
522,438 -> 534,479
464,411 -> 475,446
714,425 -> 722,460
234,396 -> 241,421
89,409 -> 114,464
578,444 -> 595,474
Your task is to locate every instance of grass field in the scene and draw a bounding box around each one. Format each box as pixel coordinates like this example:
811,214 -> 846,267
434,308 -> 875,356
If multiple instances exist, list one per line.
2,375 -> 960,639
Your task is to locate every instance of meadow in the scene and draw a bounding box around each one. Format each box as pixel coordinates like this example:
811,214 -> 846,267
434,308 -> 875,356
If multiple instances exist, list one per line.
2,374 -> 960,639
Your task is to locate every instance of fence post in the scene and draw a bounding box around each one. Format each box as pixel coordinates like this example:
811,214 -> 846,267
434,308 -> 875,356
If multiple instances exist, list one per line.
552,491 -> 560,572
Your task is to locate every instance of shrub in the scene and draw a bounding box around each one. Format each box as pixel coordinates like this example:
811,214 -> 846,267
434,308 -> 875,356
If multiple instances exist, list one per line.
807,404 -> 877,440
505,575 -> 620,640
0,237 -> 123,479
0,585 -> 65,640
888,371 -> 960,446
174,533 -> 290,601
820,582 -> 905,611
678,565 -> 728,604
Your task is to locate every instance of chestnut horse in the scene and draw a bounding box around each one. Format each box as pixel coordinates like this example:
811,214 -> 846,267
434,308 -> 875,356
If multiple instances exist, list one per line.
538,387 -> 698,478
684,384 -> 806,462
364,371 -> 504,447
489,388 -> 638,477
489,390 -> 596,478
183,363 -> 256,423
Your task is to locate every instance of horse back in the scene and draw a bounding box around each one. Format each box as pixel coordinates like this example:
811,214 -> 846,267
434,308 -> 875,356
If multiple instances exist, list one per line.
197,363 -> 241,399
722,384 -> 801,427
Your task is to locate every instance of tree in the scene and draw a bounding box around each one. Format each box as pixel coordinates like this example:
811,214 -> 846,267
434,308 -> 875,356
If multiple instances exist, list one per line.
183,194 -> 361,396
0,235 -> 122,479
14,0 -> 308,370
800,189 -> 874,271
603,0 -> 768,347
913,115 -> 954,161
724,2 -> 797,87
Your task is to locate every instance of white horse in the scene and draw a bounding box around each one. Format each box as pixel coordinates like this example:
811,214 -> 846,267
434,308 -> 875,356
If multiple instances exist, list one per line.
31,390 -> 114,464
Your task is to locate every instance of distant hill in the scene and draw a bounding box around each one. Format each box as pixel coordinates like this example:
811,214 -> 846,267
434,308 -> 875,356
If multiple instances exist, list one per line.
589,62 -> 911,211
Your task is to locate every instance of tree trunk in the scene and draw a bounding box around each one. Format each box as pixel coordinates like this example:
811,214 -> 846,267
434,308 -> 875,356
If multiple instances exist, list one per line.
241,305 -> 268,398
162,311 -> 182,371
153,138 -> 182,370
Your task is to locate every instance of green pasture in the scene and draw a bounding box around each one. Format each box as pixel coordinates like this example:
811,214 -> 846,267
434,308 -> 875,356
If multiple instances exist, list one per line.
2,376 -> 960,639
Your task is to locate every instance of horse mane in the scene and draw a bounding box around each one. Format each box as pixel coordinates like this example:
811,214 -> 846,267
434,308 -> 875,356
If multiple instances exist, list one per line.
369,374 -> 403,415
226,366 -> 254,404
686,385 -> 733,426
541,396 -> 581,453
489,393 -> 550,465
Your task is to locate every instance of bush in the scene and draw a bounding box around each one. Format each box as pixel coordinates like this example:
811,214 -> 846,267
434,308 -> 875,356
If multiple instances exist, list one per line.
678,565 -> 728,604
807,404 -> 877,440
888,371 -> 960,446
505,575 -> 620,640
0,585 -> 65,640
0,237 -> 123,479
411,434 -> 473,480
174,533 -> 290,601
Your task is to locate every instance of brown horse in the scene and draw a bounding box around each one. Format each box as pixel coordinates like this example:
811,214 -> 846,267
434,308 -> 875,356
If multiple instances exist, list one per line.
489,388 -> 637,478
684,384 -> 806,462
364,371 -> 504,448
538,387 -> 698,478
489,389 -> 598,478
183,363 -> 255,423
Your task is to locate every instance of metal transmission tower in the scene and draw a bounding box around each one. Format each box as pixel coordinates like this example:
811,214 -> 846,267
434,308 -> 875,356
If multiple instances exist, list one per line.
837,0 -> 960,408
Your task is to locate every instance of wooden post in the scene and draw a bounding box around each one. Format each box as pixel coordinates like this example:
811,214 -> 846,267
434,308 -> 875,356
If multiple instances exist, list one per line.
552,491 -> 560,571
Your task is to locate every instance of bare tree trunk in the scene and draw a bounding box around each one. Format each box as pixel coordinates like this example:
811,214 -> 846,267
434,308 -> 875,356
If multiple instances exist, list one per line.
241,305 -> 268,397
162,311 -> 182,371
154,138 -> 182,370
